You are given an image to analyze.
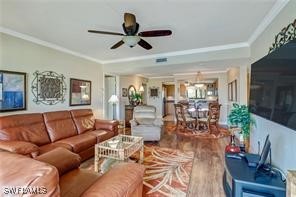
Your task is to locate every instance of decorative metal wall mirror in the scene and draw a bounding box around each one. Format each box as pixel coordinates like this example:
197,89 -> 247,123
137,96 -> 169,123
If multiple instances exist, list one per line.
31,71 -> 66,105
70,78 -> 91,106
0,70 -> 27,112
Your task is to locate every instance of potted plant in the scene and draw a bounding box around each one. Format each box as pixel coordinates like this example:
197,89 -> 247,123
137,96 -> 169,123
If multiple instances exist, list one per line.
228,103 -> 255,152
131,92 -> 142,106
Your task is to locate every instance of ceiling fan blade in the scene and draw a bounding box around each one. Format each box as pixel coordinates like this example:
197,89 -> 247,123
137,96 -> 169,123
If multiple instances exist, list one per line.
88,30 -> 124,36
124,13 -> 136,28
138,39 -> 152,50
110,40 -> 124,49
138,30 -> 172,37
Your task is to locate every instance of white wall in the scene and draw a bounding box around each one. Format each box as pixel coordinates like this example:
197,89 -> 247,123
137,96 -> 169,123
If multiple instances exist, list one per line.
147,78 -> 166,118
118,75 -> 147,120
0,33 -> 104,118
249,1 -> 296,173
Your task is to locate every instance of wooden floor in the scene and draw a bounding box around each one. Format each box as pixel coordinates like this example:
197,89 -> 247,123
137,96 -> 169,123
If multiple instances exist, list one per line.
146,121 -> 228,197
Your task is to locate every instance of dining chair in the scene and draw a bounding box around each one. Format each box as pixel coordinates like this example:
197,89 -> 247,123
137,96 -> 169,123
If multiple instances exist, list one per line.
180,104 -> 196,130
174,103 -> 183,130
197,102 -> 221,133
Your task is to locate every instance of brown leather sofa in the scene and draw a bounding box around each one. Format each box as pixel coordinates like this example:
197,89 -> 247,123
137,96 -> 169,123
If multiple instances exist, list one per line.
0,148 -> 145,197
0,109 -> 119,161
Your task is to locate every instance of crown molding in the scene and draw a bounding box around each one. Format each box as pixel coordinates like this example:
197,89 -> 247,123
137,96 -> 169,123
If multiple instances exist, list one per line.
0,26 -> 104,64
247,0 -> 290,44
101,42 -> 249,64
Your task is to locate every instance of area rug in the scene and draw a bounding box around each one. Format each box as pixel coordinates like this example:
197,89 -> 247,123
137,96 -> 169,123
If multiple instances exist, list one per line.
143,146 -> 194,197
80,146 -> 194,197
165,122 -> 230,139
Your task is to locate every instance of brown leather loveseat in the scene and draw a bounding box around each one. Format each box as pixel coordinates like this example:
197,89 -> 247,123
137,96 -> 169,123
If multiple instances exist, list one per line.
0,109 -> 119,161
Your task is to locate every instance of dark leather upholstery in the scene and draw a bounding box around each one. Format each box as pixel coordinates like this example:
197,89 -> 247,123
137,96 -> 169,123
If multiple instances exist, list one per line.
0,151 -> 60,196
0,150 -> 145,197
81,163 -> 145,197
0,113 -> 51,146
70,109 -> 96,134
95,119 -> 119,136
0,140 -> 39,158
43,111 -> 78,142
0,109 -> 118,161
36,147 -> 81,176
57,133 -> 97,153
88,130 -> 114,142
39,142 -> 73,155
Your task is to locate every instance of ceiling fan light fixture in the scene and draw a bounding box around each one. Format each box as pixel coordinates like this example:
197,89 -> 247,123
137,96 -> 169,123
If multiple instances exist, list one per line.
123,36 -> 140,47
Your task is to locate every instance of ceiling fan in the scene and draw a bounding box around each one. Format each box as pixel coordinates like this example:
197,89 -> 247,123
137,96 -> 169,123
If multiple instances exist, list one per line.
88,13 -> 172,50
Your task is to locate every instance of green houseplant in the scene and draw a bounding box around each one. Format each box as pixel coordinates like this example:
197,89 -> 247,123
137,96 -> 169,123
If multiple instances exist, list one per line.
228,103 -> 255,139
131,92 -> 142,105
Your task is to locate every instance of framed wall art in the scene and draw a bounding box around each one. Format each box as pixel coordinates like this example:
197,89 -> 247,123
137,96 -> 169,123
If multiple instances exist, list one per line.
122,88 -> 128,97
70,78 -> 91,106
0,70 -> 27,112
149,86 -> 160,98
31,71 -> 66,105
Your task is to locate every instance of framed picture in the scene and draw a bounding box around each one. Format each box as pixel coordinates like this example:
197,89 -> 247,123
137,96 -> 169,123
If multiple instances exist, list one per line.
122,88 -> 128,97
70,78 -> 91,106
0,70 -> 26,112
149,87 -> 160,98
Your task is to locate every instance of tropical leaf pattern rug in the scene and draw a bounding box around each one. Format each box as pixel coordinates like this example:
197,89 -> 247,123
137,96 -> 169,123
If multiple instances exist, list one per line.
143,146 -> 194,197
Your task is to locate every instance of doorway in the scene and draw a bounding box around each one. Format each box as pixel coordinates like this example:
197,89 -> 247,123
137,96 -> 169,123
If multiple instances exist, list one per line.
162,83 -> 175,121
104,75 -> 116,120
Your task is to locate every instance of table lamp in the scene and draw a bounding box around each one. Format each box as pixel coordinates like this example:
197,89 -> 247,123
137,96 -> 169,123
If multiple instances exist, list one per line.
108,95 -> 119,120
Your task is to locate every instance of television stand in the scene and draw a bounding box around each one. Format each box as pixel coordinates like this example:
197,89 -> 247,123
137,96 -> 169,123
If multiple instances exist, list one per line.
223,153 -> 286,197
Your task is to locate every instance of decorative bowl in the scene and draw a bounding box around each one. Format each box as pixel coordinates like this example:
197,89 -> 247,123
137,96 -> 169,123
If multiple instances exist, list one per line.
108,139 -> 120,148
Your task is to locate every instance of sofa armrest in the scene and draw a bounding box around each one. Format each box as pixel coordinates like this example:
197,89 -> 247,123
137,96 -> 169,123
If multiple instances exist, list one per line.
0,151 -> 60,196
95,119 -> 119,135
0,140 -> 39,158
35,147 -> 81,176
130,119 -> 138,127
153,118 -> 164,126
82,163 -> 145,197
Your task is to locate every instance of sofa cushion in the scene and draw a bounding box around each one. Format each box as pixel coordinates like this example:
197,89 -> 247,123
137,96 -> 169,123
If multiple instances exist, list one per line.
57,133 -> 97,153
0,140 -> 39,158
0,113 -> 51,146
135,118 -> 155,125
36,147 -> 81,176
39,142 -> 73,155
70,109 -> 95,134
87,130 -> 114,142
43,111 -> 78,142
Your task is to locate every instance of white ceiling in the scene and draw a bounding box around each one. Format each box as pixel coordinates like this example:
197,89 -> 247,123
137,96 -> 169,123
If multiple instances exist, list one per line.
0,0 -> 287,77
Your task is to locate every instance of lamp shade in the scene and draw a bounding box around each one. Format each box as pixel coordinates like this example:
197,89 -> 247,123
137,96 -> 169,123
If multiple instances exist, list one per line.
108,95 -> 119,103
139,85 -> 144,92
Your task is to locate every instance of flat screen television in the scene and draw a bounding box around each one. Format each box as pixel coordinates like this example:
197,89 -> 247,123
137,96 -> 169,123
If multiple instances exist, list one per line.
250,39 -> 296,131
